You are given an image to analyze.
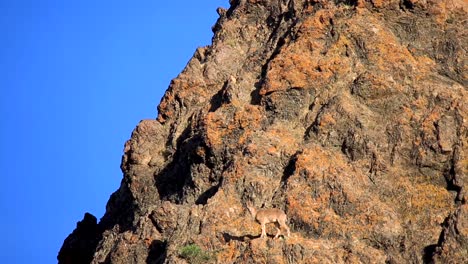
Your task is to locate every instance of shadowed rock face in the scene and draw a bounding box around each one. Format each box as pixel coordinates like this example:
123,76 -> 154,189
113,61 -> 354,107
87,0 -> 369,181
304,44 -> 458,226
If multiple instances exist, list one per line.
59,1 -> 467,263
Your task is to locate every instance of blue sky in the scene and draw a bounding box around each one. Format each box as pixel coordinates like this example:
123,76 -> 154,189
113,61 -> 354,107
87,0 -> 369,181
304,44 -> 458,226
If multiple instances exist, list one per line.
0,1 -> 228,263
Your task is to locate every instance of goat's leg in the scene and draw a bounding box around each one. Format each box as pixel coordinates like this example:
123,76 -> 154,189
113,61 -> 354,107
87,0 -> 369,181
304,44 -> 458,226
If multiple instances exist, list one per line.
274,229 -> 281,239
274,222 -> 281,239
284,225 -> 290,237
279,220 -> 291,237
261,223 -> 266,238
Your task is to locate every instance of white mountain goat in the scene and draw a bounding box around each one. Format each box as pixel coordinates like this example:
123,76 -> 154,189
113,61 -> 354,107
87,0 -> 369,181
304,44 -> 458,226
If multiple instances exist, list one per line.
246,202 -> 291,239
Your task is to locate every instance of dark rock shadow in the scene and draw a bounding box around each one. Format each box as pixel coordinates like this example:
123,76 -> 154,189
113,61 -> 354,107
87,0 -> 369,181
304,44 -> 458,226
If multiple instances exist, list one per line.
146,240 -> 168,264
223,232 -> 259,243
209,81 -> 229,112
250,81 -> 263,105
281,152 -> 299,186
209,86 -> 224,112
196,176 -> 224,205
59,174 -> 139,263
154,125 -> 199,203
58,213 -> 103,264
334,0 -> 358,6
422,244 -> 437,264
99,181 -> 137,232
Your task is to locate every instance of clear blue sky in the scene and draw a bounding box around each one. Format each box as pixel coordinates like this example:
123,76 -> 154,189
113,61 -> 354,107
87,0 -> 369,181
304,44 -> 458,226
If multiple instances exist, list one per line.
0,1 -> 228,263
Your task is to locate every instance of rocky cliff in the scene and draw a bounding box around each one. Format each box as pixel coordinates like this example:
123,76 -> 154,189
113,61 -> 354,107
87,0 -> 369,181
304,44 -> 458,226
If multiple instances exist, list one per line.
59,1 -> 467,263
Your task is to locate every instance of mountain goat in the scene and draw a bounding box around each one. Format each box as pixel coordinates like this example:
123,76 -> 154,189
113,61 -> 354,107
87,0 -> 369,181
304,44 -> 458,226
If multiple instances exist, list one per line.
246,202 -> 291,239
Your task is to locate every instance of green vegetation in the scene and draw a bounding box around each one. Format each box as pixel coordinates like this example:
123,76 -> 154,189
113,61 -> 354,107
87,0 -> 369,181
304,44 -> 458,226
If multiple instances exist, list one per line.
179,243 -> 214,264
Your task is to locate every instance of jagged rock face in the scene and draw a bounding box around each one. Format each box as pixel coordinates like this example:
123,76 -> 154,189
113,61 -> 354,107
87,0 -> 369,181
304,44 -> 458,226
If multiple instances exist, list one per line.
59,0 -> 467,263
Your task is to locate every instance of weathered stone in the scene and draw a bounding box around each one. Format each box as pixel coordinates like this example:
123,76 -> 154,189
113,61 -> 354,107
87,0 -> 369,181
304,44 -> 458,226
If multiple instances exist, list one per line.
60,1 -> 467,263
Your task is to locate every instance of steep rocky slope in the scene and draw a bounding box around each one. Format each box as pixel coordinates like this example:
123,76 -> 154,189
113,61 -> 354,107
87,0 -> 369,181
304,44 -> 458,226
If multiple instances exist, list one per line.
59,0 -> 467,263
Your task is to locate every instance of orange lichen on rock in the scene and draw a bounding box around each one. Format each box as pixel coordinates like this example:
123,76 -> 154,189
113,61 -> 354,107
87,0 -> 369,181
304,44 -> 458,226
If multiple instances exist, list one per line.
393,174 -> 454,223
261,10 -> 338,94
205,105 -> 265,150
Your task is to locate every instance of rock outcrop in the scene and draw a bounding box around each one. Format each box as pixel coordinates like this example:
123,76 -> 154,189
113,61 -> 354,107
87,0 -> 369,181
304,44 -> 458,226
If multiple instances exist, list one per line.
59,0 -> 467,263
